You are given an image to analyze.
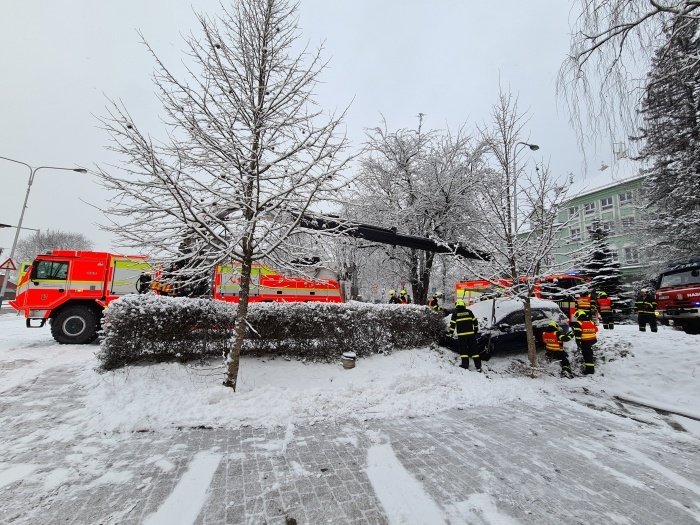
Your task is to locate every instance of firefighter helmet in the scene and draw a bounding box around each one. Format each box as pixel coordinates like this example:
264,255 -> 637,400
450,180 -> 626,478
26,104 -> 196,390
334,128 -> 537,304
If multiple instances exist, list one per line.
389,289 -> 396,296
597,290 -> 607,298
548,320 -> 559,329
574,309 -> 590,321
400,289 -> 407,296
455,299 -> 465,307
640,288 -> 650,293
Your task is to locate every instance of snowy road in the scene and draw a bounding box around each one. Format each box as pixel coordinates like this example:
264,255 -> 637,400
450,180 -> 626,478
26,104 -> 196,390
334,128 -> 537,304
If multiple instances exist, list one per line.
0,312 -> 699,524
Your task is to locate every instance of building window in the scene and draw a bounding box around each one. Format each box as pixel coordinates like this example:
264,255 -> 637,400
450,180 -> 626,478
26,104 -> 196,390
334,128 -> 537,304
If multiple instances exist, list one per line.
600,197 -> 613,210
602,221 -> 614,233
569,206 -> 579,218
619,191 -> 633,206
584,202 -> 596,215
621,216 -> 635,229
570,227 -> 581,241
624,247 -> 640,264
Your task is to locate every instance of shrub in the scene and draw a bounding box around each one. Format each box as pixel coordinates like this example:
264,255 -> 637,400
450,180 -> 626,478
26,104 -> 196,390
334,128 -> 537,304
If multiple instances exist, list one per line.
98,295 -> 445,369
98,294 -> 236,370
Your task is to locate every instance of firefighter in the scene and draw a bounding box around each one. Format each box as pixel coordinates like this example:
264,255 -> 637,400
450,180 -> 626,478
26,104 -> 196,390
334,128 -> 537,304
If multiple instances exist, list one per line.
388,289 -> 401,304
399,289 -> 411,304
571,309 -> 598,375
448,300 -> 481,371
635,288 -> 658,332
595,290 -> 614,329
427,292 -> 442,312
541,320 -> 573,378
575,289 -> 594,318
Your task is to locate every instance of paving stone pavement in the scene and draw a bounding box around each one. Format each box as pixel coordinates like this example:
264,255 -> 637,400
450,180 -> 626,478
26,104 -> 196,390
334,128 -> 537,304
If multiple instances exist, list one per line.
1,365 -> 699,525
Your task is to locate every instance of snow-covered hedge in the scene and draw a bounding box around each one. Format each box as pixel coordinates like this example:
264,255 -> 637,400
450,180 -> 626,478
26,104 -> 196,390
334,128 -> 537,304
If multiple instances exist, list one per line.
243,301 -> 444,358
98,295 -> 444,369
98,294 -> 236,370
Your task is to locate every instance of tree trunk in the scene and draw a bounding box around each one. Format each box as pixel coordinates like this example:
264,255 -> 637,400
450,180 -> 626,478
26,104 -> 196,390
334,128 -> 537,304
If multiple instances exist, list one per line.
523,295 -> 538,373
223,255 -> 252,390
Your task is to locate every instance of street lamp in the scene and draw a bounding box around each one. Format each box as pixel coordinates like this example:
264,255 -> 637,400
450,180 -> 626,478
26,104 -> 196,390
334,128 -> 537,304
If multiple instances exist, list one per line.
512,142 -> 540,233
0,156 -> 87,307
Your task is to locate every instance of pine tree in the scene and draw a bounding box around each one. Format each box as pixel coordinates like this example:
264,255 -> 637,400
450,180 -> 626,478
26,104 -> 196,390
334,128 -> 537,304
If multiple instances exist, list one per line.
580,223 -> 624,298
633,16 -> 700,261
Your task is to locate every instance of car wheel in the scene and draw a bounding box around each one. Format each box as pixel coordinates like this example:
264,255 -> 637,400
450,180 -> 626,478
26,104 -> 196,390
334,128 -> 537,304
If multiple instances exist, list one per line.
683,323 -> 699,335
51,305 -> 101,344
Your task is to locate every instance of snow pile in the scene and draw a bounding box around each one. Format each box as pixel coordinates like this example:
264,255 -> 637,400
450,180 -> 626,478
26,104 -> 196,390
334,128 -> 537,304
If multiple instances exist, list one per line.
73,347 -> 545,432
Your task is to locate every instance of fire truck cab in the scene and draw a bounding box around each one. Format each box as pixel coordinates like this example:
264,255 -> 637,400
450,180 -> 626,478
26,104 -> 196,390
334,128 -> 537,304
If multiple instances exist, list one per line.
655,258 -> 700,334
10,251 -> 150,344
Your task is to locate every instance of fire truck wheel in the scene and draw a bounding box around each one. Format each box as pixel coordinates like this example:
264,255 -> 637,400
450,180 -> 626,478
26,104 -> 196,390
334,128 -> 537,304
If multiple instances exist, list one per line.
51,306 -> 100,344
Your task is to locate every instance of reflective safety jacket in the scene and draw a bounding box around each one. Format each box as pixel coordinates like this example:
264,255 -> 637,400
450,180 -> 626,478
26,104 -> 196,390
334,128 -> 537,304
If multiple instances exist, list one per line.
571,319 -> 597,342
541,326 -> 572,351
596,296 -> 613,312
576,295 -> 592,312
449,307 -> 478,338
635,295 -> 657,314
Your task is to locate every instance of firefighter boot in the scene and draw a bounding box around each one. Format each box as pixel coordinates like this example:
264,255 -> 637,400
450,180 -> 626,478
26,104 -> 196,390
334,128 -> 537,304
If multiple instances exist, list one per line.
583,363 -> 595,375
561,366 -> 573,379
460,356 -> 469,369
471,354 -> 482,372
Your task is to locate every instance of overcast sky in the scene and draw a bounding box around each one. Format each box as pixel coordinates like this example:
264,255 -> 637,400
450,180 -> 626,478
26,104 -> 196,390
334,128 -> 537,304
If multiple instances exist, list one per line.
0,0 -> 635,258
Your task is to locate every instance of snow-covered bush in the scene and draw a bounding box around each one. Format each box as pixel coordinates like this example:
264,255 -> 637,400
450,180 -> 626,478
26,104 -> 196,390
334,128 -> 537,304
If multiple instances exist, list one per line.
98,294 -> 236,370
243,301 -> 444,359
98,295 -> 444,369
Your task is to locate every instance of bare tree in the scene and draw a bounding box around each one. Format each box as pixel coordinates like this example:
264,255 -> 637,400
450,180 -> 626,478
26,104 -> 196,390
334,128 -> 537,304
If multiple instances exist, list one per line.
559,0 -> 700,151
349,116 -> 484,304
16,230 -> 93,263
97,0 -> 351,390
464,90 -> 571,373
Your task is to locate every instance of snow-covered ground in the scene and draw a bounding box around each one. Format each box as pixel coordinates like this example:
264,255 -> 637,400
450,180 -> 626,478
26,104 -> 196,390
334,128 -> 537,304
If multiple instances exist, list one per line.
1,310 -> 699,524
0,311 -> 698,433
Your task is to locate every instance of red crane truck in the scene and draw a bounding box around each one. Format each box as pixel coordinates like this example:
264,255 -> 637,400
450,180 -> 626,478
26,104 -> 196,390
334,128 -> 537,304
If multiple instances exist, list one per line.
655,258 -> 700,334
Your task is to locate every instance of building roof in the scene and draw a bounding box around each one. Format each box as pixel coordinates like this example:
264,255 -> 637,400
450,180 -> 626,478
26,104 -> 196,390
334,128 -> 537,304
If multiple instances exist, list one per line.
566,174 -> 646,203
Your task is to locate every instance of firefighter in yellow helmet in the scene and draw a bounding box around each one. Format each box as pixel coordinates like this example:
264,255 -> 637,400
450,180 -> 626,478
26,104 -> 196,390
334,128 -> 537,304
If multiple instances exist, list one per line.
448,299 -> 481,371
571,309 -> 598,374
541,320 -> 573,378
388,289 -> 400,304
399,289 -> 411,304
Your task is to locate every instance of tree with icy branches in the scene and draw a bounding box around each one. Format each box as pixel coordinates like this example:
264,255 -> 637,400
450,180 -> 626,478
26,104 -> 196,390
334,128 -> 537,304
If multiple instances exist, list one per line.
97,0 -> 351,390
349,116 -> 484,305
579,222 -> 623,297
559,0 -> 700,154
633,17 -> 700,261
463,89 -> 571,373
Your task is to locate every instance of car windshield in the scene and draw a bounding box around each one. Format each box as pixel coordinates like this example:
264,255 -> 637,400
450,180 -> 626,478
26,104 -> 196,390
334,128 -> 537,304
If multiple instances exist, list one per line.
659,268 -> 700,288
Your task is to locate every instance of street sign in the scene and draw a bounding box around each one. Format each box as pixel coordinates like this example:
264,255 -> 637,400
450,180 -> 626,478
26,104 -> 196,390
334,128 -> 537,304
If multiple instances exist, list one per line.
0,258 -> 17,271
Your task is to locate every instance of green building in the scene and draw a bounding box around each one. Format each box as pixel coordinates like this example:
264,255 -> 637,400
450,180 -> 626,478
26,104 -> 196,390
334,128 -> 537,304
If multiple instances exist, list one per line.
554,175 -> 648,283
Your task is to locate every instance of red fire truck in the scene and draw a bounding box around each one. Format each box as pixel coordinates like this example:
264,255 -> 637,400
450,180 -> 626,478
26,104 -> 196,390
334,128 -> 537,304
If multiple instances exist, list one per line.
10,251 -> 343,344
10,215 -> 488,344
213,263 -> 341,303
10,251 -> 151,344
655,258 -> 700,334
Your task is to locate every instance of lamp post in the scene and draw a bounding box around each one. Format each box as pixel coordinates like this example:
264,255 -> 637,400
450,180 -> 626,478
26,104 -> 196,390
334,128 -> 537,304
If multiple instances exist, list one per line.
512,141 -> 539,233
0,156 -> 87,307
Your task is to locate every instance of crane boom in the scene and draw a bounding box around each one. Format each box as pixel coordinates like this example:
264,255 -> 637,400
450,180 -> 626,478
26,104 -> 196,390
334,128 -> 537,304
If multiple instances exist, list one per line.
298,214 -> 489,260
